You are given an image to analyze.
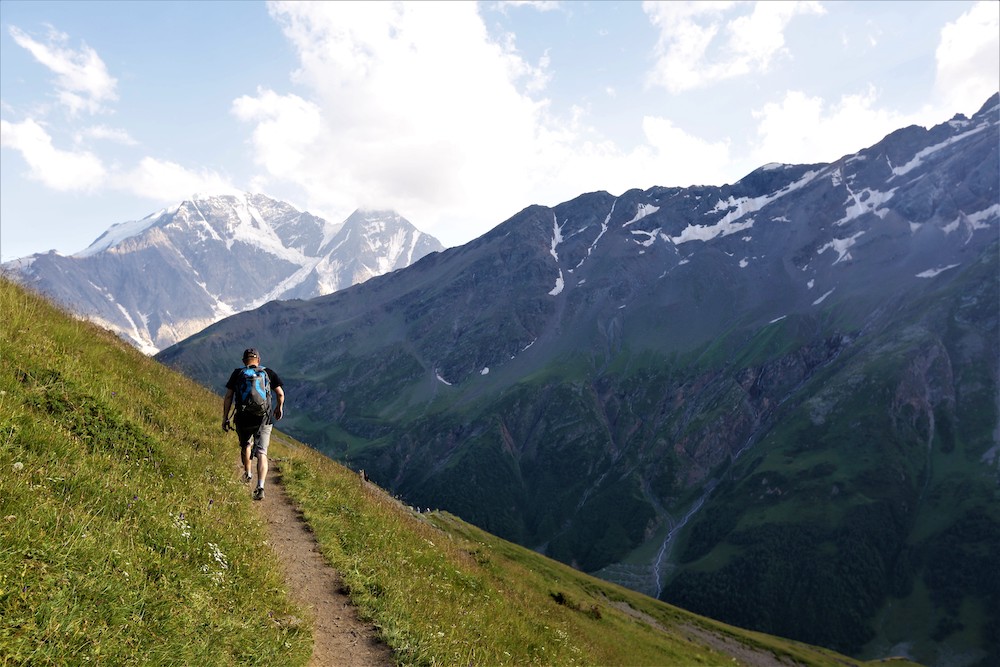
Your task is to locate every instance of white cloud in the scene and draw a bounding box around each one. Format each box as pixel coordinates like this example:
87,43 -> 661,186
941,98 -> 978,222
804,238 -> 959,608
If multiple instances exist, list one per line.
934,1 -> 1000,117
749,88 -> 914,166
745,2 -> 998,173
639,116 -> 733,185
495,1 -> 563,13
232,88 -> 324,177
0,118 -> 231,202
4,23 -> 233,205
643,1 -> 825,93
119,157 -> 236,202
237,1 -> 561,244
8,25 -> 118,115
78,124 -> 137,145
558,126 -> 733,198
0,118 -> 106,190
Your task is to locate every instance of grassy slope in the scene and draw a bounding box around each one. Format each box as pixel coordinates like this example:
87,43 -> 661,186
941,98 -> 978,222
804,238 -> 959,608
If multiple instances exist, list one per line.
0,279 -> 918,666
275,434 -> 922,666
0,279 -> 311,665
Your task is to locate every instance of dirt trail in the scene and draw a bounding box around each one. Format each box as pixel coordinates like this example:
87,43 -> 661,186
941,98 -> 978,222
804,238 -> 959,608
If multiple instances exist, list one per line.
249,460 -> 394,667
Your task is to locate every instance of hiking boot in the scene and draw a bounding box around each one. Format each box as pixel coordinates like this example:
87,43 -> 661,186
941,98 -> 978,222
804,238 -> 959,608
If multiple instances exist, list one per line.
253,487 -> 265,501
243,471 -> 252,483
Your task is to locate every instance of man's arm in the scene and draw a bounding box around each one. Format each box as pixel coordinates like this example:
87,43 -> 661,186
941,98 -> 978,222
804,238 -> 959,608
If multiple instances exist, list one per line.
222,388 -> 234,430
273,386 -> 285,420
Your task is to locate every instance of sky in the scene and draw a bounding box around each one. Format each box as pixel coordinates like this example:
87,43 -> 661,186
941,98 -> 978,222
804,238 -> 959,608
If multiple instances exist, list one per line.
1,1 -> 998,262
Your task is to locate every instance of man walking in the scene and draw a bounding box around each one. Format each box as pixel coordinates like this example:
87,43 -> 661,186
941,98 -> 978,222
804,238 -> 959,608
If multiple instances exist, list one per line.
222,348 -> 285,500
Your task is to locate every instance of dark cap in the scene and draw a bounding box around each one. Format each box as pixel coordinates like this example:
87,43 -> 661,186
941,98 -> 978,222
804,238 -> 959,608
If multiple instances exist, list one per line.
242,348 -> 259,360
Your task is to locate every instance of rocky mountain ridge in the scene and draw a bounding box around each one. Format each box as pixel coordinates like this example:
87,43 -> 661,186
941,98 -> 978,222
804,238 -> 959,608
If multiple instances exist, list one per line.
158,94 -> 999,666
4,194 -> 443,352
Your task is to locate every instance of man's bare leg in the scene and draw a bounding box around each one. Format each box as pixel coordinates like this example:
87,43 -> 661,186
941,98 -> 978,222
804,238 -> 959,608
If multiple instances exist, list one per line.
252,425 -> 272,500
242,443 -> 253,481
257,453 -> 268,488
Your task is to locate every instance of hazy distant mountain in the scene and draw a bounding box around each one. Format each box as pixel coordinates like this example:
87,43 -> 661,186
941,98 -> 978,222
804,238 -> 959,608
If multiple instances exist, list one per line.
159,95 -> 999,665
3,194 -> 443,352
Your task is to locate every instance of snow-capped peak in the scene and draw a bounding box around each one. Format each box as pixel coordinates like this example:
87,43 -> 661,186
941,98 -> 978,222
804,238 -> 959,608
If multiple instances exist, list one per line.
13,194 -> 443,353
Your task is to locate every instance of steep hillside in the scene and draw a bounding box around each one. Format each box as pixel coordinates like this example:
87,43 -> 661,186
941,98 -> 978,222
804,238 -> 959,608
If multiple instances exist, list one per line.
158,95 -> 999,665
275,432 -> 918,666
0,278 -> 912,666
0,278 -> 310,664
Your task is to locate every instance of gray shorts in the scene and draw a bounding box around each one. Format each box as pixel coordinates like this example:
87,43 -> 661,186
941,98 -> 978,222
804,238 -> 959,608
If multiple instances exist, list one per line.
236,422 -> 272,458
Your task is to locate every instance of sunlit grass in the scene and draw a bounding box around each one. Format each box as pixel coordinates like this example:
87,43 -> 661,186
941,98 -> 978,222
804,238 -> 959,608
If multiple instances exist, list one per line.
0,279 -> 310,665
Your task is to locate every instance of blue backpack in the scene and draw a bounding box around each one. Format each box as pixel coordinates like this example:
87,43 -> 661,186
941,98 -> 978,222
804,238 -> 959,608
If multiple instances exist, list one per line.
235,366 -> 271,418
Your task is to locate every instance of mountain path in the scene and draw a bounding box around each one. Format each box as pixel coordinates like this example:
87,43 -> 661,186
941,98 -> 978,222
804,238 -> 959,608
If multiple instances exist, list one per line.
247,459 -> 394,667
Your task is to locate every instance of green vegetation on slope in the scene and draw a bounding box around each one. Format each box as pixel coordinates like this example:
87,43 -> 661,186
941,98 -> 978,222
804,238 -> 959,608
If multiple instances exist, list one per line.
666,248 -> 1000,665
0,279 -> 310,665
1,278 -> 922,666
274,434 -> 919,666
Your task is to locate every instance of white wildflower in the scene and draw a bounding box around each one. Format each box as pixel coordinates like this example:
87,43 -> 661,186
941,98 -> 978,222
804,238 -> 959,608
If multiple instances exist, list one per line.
170,511 -> 192,539
208,543 -> 228,569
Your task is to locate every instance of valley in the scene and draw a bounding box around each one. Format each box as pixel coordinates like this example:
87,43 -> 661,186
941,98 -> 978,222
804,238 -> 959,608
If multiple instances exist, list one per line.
97,94 -> 1000,665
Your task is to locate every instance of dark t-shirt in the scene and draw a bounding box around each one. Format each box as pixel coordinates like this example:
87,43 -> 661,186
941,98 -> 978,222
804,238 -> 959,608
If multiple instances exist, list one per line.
226,366 -> 284,428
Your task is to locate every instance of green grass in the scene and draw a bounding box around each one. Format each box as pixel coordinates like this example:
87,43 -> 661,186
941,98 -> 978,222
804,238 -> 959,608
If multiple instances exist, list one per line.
0,278 -> 922,666
0,279 -> 310,665
274,434 -> 921,666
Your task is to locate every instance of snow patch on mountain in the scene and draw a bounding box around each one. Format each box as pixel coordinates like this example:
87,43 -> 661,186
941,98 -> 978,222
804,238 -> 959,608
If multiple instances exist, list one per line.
891,121 -> 992,178
942,203 -> 1000,238
549,269 -> 565,296
631,228 -> 660,247
576,200 -> 616,270
550,214 -> 563,262
917,264 -> 961,278
836,184 -> 895,226
76,209 -> 168,258
818,231 -> 865,264
671,169 -> 822,245
405,231 -> 426,266
669,216 -> 755,245
969,202 -> 999,226
813,288 -> 835,305
226,197 -> 309,263
373,228 -> 411,274
623,203 -> 660,227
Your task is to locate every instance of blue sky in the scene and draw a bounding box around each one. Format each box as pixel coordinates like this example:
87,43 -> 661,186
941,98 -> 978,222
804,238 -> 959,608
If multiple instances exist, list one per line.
2,1 -> 997,261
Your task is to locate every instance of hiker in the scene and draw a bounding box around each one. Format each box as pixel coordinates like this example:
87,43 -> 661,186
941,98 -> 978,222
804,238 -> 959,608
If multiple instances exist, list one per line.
222,348 -> 285,500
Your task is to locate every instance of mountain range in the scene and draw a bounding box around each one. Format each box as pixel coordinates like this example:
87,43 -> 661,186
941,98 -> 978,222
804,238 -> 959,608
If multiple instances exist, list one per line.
4,275 -> 914,666
3,194 -> 442,353
158,94 -> 999,666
